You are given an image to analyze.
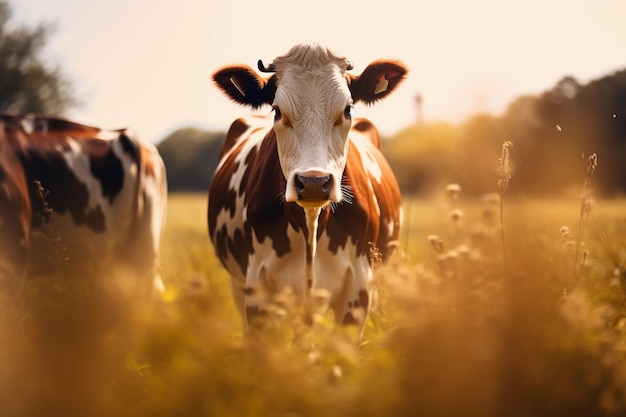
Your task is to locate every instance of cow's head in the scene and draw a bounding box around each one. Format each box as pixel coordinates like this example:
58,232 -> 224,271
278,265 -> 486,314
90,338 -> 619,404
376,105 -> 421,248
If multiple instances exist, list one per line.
212,43 -> 407,208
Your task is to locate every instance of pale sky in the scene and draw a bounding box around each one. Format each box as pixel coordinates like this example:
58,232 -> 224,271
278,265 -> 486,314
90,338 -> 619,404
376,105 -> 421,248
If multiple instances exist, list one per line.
13,0 -> 626,143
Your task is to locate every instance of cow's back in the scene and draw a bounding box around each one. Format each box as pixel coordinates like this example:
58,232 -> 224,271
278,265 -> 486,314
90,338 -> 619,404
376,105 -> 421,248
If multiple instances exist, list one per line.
0,114 -> 166,288
346,118 -> 402,259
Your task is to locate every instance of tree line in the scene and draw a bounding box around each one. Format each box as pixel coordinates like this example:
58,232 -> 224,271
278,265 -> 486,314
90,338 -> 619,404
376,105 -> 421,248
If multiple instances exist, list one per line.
159,69 -> 626,197
2,0 -> 624,197
384,71 -> 626,197
0,0 -> 76,114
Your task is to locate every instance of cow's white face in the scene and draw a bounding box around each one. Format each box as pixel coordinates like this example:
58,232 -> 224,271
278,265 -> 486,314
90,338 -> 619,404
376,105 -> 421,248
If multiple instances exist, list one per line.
272,50 -> 353,207
212,43 -> 408,208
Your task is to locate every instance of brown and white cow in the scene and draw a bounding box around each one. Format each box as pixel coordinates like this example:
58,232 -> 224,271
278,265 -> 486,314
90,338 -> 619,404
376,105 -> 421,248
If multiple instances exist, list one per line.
0,113 -> 167,292
209,43 -> 407,337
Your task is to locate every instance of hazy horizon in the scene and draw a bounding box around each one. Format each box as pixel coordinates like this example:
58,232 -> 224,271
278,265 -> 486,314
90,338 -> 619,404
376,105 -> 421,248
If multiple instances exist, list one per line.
13,0 -> 626,142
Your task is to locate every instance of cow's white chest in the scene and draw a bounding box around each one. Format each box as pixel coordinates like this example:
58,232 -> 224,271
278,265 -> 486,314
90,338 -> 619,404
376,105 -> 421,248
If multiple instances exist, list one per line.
246,224 -> 371,313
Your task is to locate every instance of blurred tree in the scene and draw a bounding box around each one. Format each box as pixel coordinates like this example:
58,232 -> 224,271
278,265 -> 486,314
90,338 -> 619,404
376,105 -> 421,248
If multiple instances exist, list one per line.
574,69 -> 626,194
157,127 -> 224,191
456,114 -> 506,194
0,0 -> 76,114
386,68 -> 626,197
384,122 -> 459,195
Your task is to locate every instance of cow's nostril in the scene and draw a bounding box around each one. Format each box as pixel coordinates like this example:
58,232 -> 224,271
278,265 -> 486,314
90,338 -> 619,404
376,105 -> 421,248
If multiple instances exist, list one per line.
295,175 -> 305,194
322,176 -> 333,193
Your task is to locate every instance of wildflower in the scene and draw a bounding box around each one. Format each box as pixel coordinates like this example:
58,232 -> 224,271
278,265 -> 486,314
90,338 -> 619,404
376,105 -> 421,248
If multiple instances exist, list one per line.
576,153 -> 597,275
560,226 -> 570,240
368,242 -> 383,267
580,153 -> 598,213
580,250 -> 590,269
267,304 -> 288,320
273,286 -> 296,309
581,154 -> 598,202
450,209 -> 464,224
428,235 -> 444,253
446,183 -> 461,199
438,250 -> 458,278
456,244 -> 471,262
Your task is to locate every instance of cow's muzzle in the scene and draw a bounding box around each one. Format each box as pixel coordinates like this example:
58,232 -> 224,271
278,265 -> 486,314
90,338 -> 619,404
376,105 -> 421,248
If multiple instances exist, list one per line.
294,171 -> 333,203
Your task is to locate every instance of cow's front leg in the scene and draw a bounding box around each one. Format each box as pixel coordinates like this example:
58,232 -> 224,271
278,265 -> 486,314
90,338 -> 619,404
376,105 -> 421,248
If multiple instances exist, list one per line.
244,264 -> 274,331
331,261 -> 373,340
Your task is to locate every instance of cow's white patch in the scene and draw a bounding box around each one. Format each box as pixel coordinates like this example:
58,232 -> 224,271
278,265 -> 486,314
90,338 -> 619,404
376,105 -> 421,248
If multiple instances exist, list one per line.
350,133 -> 383,183
246,222 -> 308,302
213,130 -> 265,251
57,138 -> 138,234
242,219 -> 372,328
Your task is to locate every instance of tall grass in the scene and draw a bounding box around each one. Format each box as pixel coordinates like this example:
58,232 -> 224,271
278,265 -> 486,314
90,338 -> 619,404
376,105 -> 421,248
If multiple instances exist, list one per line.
497,140 -> 513,259
576,153 -> 598,277
1,188 -> 626,416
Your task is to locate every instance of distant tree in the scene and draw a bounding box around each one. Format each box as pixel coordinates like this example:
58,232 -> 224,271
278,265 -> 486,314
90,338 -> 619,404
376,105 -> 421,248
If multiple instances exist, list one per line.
386,68 -> 626,196
0,0 -> 76,114
383,122 -> 460,195
157,127 -> 225,191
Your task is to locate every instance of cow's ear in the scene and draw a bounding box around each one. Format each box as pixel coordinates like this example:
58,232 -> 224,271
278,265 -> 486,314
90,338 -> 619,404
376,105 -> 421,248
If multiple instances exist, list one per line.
349,60 -> 408,104
212,65 -> 276,108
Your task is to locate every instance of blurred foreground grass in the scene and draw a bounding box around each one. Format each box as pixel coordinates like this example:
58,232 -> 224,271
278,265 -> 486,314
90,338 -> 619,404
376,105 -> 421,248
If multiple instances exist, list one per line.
1,192 -> 626,417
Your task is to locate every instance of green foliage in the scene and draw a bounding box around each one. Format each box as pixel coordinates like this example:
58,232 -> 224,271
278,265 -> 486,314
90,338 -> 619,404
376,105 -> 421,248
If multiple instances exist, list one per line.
157,128 -> 224,191
0,0 -> 77,114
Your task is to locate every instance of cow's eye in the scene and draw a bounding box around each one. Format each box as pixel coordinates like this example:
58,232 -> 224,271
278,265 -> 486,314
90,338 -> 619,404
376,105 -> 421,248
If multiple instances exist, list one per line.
344,105 -> 354,119
273,106 -> 282,121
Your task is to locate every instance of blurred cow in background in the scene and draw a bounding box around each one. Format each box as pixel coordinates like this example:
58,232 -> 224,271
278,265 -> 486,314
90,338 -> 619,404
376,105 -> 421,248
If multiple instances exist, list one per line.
0,113 -> 167,293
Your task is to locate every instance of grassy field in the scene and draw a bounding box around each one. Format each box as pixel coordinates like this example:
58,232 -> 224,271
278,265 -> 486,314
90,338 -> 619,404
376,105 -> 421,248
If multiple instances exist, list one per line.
2,191 -> 626,417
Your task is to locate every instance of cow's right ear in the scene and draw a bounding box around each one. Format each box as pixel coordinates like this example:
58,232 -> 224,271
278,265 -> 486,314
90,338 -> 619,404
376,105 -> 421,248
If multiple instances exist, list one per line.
212,65 -> 276,108
349,60 -> 408,104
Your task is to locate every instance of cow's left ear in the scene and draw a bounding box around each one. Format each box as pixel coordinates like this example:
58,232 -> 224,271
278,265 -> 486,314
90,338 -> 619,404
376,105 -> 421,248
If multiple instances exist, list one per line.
349,60 -> 408,104
212,65 -> 276,108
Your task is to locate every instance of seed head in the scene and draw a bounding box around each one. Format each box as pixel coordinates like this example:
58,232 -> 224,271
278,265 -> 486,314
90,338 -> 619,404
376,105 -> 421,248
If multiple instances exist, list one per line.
450,209 -> 464,224
497,141 -> 514,191
587,153 -> 598,176
428,235 -> 444,253
446,183 -> 461,199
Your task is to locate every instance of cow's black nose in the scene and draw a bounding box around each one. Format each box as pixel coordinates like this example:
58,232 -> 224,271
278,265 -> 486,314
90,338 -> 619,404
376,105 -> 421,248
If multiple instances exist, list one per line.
295,173 -> 333,201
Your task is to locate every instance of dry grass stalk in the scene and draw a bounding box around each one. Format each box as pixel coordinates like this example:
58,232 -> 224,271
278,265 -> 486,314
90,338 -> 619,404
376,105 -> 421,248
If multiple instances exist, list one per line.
576,153 -> 598,278
497,141 -> 514,258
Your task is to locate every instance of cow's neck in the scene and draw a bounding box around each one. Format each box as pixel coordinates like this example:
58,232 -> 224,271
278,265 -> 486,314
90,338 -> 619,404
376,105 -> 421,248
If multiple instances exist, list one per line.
303,207 -> 321,303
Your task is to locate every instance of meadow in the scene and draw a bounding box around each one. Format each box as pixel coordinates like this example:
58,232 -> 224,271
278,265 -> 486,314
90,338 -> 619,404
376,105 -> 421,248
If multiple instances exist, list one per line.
2,189 -> 626,417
